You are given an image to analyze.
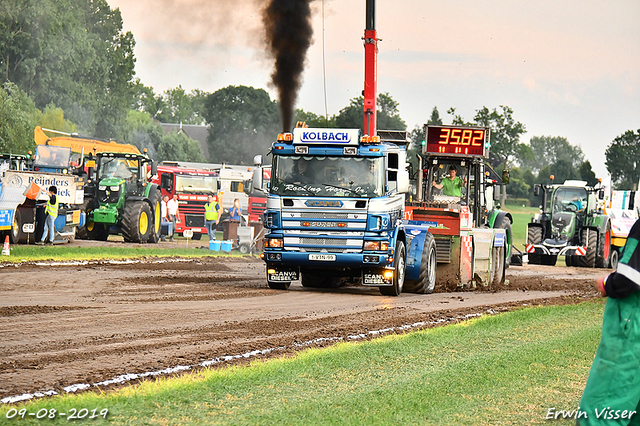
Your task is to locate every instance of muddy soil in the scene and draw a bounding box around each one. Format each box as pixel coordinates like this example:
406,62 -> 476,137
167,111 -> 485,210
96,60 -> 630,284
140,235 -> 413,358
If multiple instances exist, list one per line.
0,246 -> 607,403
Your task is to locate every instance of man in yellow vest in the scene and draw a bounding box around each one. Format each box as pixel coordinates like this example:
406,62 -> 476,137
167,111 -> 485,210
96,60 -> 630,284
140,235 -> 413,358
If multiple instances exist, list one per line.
36,185 -> 58,245
204,193 -> 221,242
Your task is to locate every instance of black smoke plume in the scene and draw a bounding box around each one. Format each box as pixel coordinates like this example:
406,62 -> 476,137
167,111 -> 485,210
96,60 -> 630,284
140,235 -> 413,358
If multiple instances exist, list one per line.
263,0 -> 314,131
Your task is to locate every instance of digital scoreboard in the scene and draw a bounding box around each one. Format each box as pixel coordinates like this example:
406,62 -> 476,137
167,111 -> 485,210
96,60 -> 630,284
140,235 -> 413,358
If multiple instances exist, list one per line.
424,125 -> 489,157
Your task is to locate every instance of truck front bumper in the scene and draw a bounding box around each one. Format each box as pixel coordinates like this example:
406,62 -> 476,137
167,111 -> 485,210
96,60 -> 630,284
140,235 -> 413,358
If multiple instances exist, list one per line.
264,251 -> 395,286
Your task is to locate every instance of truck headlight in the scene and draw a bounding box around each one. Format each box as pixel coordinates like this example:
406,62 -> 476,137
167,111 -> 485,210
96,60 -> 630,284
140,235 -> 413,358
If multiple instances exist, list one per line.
364,241 -> 380,251
265,237 -> 284,248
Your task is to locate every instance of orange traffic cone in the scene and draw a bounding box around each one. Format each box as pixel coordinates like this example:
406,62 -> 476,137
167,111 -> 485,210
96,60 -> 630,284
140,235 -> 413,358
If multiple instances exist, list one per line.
1,235 -> 10,256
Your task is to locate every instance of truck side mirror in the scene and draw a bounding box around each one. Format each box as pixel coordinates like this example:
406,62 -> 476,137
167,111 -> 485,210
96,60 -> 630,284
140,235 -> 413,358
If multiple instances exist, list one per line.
252,169 -> 266,194
598,189 -> 605,200
502,169 -> 510,184
253,155 -> 263,167
533,185 -> 540,197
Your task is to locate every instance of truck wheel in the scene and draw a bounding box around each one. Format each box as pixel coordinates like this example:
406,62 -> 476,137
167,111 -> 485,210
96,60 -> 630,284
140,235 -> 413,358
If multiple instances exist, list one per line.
379,241 -> 405,296
527,226 -> 543,265
122,202 -> 152,243
404,233 -> 437,294
595,223 -> 611,268
577,228 -> 597,268
491,245 -> 505,286
147,190 -> 161,244
498,216 -> 513,268
609,249 -> 619,270
267,272 -> 290,290
10,209 -> 22,245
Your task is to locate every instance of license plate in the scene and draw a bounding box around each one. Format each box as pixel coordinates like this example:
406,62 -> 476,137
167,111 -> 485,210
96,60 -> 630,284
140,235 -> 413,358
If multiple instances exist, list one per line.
308,254 -> 336,261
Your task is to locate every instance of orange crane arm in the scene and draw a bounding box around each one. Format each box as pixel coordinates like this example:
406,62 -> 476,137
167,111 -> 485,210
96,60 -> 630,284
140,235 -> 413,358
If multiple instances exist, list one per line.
34,126 -> 141,155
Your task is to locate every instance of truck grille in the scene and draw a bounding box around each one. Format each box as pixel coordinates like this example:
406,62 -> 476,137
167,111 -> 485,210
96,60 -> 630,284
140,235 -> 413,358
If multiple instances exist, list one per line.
300,212 -> 349,219
185,214 -> 205,227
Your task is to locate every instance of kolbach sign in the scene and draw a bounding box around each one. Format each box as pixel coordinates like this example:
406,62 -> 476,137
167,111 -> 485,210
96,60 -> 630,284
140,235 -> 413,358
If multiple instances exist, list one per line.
2,171 -> 84,204
293,128 -> 360,146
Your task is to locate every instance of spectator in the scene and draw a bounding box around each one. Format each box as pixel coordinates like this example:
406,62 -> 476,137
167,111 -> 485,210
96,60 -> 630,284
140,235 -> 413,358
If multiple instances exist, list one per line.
36,186 -> 58,245
229,198 -> 242,222
578,219 -> 640,425
166,194 -> 179,242
204,194 -> 221,242
160,195 -> 173,242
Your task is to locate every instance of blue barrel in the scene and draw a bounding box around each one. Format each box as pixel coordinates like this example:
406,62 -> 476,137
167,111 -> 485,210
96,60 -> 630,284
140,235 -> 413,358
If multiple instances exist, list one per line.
221,240 -> 232,252
210,240 -> 221,251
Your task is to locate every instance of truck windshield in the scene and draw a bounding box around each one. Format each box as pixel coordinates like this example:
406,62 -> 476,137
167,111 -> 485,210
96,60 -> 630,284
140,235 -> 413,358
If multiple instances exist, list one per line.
99,158 -> 138,180
175,175 -> 218,193
270,156 -> 384,198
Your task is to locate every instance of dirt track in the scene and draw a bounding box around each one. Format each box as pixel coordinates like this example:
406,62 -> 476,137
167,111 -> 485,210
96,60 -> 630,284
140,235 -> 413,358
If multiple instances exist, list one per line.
0,248 -> 607,403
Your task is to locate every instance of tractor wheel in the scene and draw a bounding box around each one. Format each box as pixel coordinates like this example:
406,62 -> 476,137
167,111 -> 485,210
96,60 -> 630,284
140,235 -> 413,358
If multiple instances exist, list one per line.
595,223 -> 611,269
609,249 -> 619,270
379,241 -> 406,296
122,201 -> 152,243
301,270 -> 342,288
76,198 -> 95,240
527,226 -> 543,265
565,255 -> 574,267
147,190 -> 161,244
498,216 -> 513,267
404,232 -> 437,294
86,221 -> 109,241
577,228 -> 597,268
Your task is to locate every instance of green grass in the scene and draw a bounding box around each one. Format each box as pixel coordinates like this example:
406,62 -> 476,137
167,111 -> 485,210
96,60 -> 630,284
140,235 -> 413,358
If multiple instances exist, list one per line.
1,301 -> 605,425
0,244 -> 244,263
503,205 -> 539,252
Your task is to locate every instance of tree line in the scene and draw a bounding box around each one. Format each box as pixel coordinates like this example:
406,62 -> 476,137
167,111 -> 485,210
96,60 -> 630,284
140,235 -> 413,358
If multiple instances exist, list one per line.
1,0 -> 638,193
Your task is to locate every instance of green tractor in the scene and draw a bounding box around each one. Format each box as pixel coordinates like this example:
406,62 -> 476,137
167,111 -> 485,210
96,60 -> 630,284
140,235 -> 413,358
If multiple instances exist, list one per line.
83,152 -> 161,243
526,179 -> 611,267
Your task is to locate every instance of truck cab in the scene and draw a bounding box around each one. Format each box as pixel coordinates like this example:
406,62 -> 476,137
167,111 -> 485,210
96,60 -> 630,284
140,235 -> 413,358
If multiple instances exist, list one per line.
261,127 -> 419,296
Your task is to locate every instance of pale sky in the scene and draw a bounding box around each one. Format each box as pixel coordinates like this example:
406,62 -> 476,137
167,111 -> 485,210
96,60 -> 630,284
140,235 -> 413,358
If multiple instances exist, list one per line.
109,0 -> 640,181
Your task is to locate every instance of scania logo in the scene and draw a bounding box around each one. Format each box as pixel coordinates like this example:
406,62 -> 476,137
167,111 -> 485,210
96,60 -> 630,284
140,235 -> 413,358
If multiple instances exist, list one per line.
305,200 -> 343,208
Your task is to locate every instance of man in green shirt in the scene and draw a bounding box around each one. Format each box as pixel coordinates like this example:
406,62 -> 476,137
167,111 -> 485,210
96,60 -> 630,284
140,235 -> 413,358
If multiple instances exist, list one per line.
432,166 -> 463,197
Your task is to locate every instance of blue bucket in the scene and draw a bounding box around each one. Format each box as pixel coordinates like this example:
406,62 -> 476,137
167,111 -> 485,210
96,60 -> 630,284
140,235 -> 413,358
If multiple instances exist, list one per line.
210,240 -> 221,251
221,240 -> 232,252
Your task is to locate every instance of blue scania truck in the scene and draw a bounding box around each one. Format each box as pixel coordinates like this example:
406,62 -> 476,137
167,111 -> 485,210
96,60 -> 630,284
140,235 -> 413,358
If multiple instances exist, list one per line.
257,126 -> 437,296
